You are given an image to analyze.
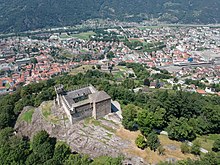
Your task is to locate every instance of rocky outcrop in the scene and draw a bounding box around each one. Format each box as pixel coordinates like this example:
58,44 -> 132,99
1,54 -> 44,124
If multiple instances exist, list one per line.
15,101 -> 147,165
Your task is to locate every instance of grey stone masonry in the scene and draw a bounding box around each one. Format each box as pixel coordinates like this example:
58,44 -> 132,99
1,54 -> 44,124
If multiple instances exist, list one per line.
55,85 -> 111,124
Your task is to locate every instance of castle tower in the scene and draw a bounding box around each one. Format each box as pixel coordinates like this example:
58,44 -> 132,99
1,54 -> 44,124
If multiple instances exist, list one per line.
54,84 -> 64,107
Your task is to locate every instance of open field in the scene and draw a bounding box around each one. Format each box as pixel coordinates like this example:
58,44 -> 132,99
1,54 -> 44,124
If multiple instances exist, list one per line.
116,128 -> 195,164
70,65 -> 94,75
60,31 -> 96,40
194,134 -> 220,151
20,108 -> 35,123
138,26 -> 161,30
112,66 -> 128,80
113,71 -> 124,80
61,31 -> 96,40
72,31 -> 96,40
84,117 -> 116,133
70,65 -> 135,81
41,101 -> 60,124
129,38 -> 146,43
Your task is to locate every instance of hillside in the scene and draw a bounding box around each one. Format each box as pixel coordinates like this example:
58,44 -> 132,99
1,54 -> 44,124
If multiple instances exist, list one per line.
1,0 -> 220,32
15,101 -> 196,164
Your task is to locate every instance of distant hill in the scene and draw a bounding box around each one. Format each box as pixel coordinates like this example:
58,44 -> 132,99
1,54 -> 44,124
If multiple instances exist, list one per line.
1,0 -> 220,32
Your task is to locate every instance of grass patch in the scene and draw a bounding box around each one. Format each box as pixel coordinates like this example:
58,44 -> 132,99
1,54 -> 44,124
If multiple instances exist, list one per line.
106,132 -> 113,138
42,102 -> 52,118
84,117 -> 101,126
5,83 -> 11,88
56,141 -> 69,147
20,108 -> 35,123
114,66 -> 135,79
84,117 -> 93,125
80,49 -> 87,53
41,101 -> 60,124
61,50 -> 76,58
84,117 -> 116,133
70,65 -> 94,76
60,31 -> 96,40
113,71 -> 124,80
138,26 -> 161,30
194,134 -> 220,151
91,119 -> 101,126
101,124 -> 116,133
71,31 -> 96,40
60,34 -> 70,39
116,128 -> 195,164
100,117 -> 117,125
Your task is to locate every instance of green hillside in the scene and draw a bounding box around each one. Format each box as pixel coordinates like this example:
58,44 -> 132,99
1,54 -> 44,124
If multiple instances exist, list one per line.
0,0 -> 220,32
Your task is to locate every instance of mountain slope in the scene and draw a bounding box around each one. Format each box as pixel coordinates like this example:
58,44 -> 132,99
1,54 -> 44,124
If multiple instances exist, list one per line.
0,0 -> 220,32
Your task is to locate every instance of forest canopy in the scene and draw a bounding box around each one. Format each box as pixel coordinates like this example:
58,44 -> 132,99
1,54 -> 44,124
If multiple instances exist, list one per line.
1,0 -> 220,32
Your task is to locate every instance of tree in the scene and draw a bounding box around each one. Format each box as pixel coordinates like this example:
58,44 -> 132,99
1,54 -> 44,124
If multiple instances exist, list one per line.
25,153 -> 40,165
107,51 -> 115,59
137,110 -> 155,136
5,136 -> 30,164
135,135 -> 147,150
157,162 -> 173,165
172,85 -> 178,90
167,118 -> 196,141
64,154 -> 91,165
181,142 -> 190,154
175,152 -> 220,164
122,104 -> 141,131
32,130 -> 51,150
212,137 -> 220,152
0,127 -> 14,145
144,78 -> 150,86
191,140 -> 201,155
122,79 -> 135,89
91,156 -> 123,165
158,145 -> 165,155
31,58 -> 38,65
0,128 -> 30,165
147,131 -> 160,152
53,143 -> 71,164
199,152 -> 220,165
34,140 -> 56,163
153,107 -> 166,129
156,79 -> 161,89
201,105 -> 220,134
31,130 -> 56,164
0,112 -> 11,129
14,100 -> 24,115
43,159 -> 59,165
96,65 -> 101,69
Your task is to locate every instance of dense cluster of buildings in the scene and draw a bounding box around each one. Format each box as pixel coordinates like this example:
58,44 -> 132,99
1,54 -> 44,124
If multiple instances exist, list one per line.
1,25 -> 220,95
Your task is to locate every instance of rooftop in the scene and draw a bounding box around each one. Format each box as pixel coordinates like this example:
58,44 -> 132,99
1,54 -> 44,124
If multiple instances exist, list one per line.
89,91 -> 111,103
60,86 -> 111,109
63,86 -> 93,106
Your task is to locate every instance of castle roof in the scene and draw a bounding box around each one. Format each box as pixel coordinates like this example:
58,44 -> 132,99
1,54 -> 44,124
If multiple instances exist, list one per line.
89,91 -> 111,103
60,86 -> 111,108
66,87 -> 92,100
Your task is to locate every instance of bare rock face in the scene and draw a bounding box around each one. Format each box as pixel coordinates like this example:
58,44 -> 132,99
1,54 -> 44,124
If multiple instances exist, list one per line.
15,101 -> 147,165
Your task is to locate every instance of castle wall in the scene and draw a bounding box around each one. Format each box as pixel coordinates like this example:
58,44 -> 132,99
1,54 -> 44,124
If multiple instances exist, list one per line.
71,103 -> 93,123
94,99 -> 111,119
55,85 -> 112,124
60,96 -> 73,124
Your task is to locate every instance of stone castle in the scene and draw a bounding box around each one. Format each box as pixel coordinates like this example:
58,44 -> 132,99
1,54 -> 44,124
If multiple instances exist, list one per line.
55,85 -> 112,124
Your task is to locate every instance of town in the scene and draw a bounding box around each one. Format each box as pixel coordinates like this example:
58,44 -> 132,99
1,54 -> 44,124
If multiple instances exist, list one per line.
1,22 -> 220,96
